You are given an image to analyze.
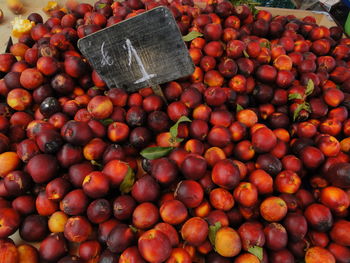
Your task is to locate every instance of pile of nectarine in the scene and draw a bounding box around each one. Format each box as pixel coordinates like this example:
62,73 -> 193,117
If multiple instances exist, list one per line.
0,0 -> 350,262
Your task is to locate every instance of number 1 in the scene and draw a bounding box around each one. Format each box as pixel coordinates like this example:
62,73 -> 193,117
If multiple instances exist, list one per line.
124,39 -> 156,84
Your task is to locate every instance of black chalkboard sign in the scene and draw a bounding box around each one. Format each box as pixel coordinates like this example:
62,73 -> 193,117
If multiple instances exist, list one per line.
78,6 -> 195,92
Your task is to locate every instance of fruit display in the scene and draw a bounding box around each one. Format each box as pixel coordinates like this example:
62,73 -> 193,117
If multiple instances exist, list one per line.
1,0 -> 350,262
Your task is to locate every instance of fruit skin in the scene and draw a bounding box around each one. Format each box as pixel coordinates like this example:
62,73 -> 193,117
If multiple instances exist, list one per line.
103,160 -> 130,188
0,152 -> 20,177
215,227 -> 241,257
20,68 -> 44,90
326,163 -> 350,188
264,222 -> 288,251
64,216 -> 92,243
27,154 -> 59,183
0,54 -> 17,72
283,212 -> 308,242
60,189 -> 89,216
17,244 -> 39,263
175,180 -> 204,208
0,207 -> 20,238
48,211 -> 69,233
330,220 -> 350,246
107,224 -> 135,253
131,175 -> 160,203
304,203 -> 333,232
61,121 -> 94,146
19,214 -> 48,242
328,243 -> 350,263
87,95 -> 113,120
305,246 -> 335,263
260,196 -> 288,222
252,127 -> 277,153
0,241 -> 19,263
39,233 -> 68,262
166,247 -> 192,263
181,217 -> 208,246
119,246 -> 146,263
160,199 -> 188,225
154,221 -> 179,246
238,221 -> 265,251
151,157 -> 178,185
233,182 -> 258,207
211,159 -> 240,189
113,195 -> 136,221
138,229 -> 172,263
320,186 -> 349,213
132,202 -> 159,229
7,88 -> 32,111
82,171 -> 110,198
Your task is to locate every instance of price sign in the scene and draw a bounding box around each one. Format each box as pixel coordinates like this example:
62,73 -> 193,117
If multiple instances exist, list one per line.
78,6 -> 195,93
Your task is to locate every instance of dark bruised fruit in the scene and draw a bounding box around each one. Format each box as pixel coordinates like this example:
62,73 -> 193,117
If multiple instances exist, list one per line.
39,97 -> 61,118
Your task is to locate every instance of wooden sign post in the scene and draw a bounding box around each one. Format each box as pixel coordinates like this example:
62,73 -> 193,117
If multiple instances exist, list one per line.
78,6 -> 195,97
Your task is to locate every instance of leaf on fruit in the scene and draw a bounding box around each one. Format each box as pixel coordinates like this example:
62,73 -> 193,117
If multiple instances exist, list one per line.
288,93 -> 303,100
173,137 -> 184,143
243,49 -> 249,58
140,146 -> 174,160
99,118 -> 114,126
119,166 -> 135,194
305,79 -> 314,97
182,31 -> 203,42
236,104 -> 244,112
293,102 -> 311,122
129,225 -> 138,233
91,160 -> 103,168
209,222 -> 222,246
232,0 -> 260,16
248,246 -> 263,261
97,3 -> 107,9
259,40 -> 271,49
169,116 -> 192,138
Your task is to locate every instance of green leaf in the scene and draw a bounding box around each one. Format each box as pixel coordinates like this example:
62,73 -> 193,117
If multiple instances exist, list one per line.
129,225 -> 138,233
182,31 -> 203,42
119,166 -> 135,194
305,79 -> 314,97
169,116 -> 192,139
209,222 -> 222,246
173,137 -> 184,143
231,0 -> 260,16
99,118 -> 114,126
140,146 -> 174,160
97,3 -> 107,9
293,102 -> 311,122
243,49 -> 249,58
248,246 -> 263,261
259,40 -> 271,49
236,104 -> 244,112
91,160 -> 103,168
288,93 -> 303,100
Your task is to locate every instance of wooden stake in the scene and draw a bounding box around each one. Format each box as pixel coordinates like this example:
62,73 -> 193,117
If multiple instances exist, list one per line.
152,84 -> 168,104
